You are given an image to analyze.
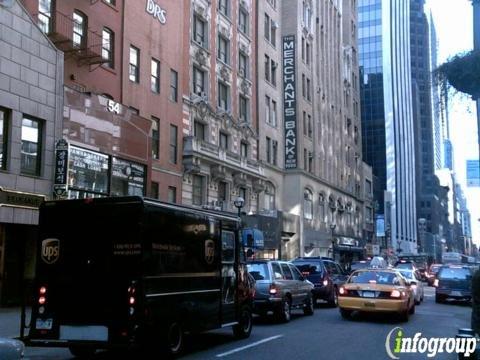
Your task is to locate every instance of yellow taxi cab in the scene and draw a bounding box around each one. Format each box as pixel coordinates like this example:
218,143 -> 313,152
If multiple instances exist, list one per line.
338,268 -> 415,321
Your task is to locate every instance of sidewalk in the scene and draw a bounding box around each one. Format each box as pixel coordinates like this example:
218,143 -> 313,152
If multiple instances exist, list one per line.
0,307 -> 30,339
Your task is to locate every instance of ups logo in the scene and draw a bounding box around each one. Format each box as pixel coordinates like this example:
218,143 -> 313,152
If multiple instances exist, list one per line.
41,238 -> 60,264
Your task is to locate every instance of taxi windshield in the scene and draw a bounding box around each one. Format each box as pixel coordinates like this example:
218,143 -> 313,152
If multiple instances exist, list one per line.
349,271 -> 400,285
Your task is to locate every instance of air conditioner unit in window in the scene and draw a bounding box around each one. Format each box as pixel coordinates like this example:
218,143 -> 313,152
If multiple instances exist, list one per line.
271,20 -> 279,29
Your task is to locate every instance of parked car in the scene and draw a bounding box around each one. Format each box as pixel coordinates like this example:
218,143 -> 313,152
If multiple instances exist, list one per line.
338,269 -> 415,322
435,265 -> 474,303
291,257 -> 348,307
398,269 -> 424,305
427,263 -> 443,286
247,260 -> 314,322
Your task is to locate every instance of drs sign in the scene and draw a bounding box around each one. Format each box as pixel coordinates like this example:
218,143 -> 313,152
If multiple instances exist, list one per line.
283,35 -> 297,169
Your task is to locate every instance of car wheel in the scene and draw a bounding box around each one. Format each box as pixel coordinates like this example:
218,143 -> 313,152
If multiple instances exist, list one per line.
303,293 -> 314,316
340,308 -> 352,319
415,297 -> 420,305
327,287 -> 338,308
165,322 -> 184,356
233,305 -> 253,339
409,303 -> 415,315
435,294 -> 444,303
69,346 -> 96,358
277,297 -> 291,323
400,308 -> 410,322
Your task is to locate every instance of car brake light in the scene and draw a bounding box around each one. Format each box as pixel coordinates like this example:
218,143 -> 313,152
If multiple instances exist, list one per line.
339,287 -> 347,295
434,279 -> 439,287
323,279 -> 328,286
269,285 -> 278,295
391,290 -> 401,298
39,296 -> 46,305
39,286 -> 47,295
129,296 -> 135,305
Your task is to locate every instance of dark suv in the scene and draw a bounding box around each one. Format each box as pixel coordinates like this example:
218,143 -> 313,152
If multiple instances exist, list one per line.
291,257 -> 348,307
247,260 -> 315,322
435,265 -> 474,303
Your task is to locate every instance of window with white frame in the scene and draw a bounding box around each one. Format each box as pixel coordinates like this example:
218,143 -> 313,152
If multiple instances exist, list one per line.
239,52 -> 248,78
239,7 -> 248,34
193,14 -> 207,47
102,28 -> 114,68
217,35 -> 230,64
304,189 -> 313,220
192,175 -> 204,205
218,81 -> 229,110
193,66 -> 206,96
151,58 -> 160,93
239,95 -> 249,122
129,46 -> 140,83
264,182 -> 276,210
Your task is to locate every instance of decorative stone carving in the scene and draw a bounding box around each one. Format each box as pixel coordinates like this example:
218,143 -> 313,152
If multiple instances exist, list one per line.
233,173 -> 247,187
194,48 -> 208,66
211,165 -> 227,181
220,65 -> 230,82
241,79 -> 250,95
252,179 -> 266,193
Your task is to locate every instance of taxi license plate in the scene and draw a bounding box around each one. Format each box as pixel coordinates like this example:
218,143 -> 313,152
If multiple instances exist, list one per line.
36,318 -> 53,330
363,291 -> 375,298
451,291 -> 462,297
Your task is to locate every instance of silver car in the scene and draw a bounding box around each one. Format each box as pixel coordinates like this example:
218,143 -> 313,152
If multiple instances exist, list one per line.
398,269 -> 424,305
247,260 -> 315,322
0,338 -> 24,359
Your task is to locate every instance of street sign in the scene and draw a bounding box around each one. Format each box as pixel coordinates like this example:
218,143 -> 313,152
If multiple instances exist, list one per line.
54,139 -> 69,198
0,187 -> 45,209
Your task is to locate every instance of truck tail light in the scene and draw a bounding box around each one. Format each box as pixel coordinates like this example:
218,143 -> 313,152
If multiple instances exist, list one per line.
269,284 -> 278,295
128,282 -> 137,316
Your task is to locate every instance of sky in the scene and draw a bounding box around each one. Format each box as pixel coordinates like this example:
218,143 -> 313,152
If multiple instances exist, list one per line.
426,0 -> 480,245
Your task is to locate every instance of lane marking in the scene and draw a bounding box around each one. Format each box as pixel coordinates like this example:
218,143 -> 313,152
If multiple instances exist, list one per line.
216,335 -> 284,358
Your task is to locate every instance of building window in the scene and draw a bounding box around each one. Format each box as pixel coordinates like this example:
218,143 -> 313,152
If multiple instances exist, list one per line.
219,132 -> 229,150
239,52 -> 248,78
194,120 -> 205,141
21,117 -> 42,176
264,55 -> 270,82
239,187 -> 247,206
265,96 -> 271,124
272,140 -> 278,166
73,10 -> 87,48
308,151 -> 313,172
270,60 -> 277,86
218,0 -> 230,17
365,179 -> 372,194
38,0 -> 53,33
239,95 -> 248,122
151,116 -> 160,160
192,175 -> 204,205
169,124 -> 177,164
319,193 -> 326,224
218,81 -> 229,110
264,13 -> 270,42
151,58 -> 160,93
151,182 -> 159,198
193,66 -> 206,96
306,42 -> 311,65
218,181 -> 228,204
307,78 -> 311,101
308,114 -> 312,137
303,111 -> 307,136
266,136 -> 271,163
264,182 -> 275,210
302,74 -> 306,98
0,108 -> 8,170
304,148 -> 307,170
102,28 -> 114,68
129,46 -> 140,83
239,8 -> 248,34
304,189 -> 313,220
217,35 -> 230,64
193,14 -> 207,47
170,69 -> 178,102
240,141 -> 248,158
264,13 -> 276,46
168,186 -> 177,203
271,100 -> 277,127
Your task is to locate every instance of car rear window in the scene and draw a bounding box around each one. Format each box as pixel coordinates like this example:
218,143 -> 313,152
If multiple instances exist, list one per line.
248,263 -> 269,281
349,271 -> 400,285
399,271 -> 414,280
292,261 -> 323,276
438,267 -> 471,280
395,263 -> 413,269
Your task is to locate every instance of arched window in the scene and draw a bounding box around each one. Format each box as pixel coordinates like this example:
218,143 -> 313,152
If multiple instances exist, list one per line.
318,193 -> 325,224
264,182 -> 275,211
304,189 -> 313,220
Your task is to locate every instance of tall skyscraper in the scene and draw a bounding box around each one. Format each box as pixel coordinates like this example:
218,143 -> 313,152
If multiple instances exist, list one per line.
359,0 -> 417,254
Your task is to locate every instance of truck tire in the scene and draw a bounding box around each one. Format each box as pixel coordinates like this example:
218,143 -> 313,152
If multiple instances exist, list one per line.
69,346 -> 96,358
276,297 -> 291,323
165,322 -> 184,356
233,306 -> 253,339
303,293 -> 314,316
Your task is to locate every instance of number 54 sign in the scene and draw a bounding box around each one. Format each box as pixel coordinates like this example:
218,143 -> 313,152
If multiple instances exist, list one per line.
107,99 -> 121,114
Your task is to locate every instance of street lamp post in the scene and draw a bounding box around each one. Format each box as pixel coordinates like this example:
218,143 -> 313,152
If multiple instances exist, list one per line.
330,223 -> 337,260
233,196 -> 245,217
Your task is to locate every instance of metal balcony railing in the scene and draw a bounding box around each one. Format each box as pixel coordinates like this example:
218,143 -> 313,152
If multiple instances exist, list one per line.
35,11 -> 106,65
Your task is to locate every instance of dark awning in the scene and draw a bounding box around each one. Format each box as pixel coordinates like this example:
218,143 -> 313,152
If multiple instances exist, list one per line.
334,245 -> 364,253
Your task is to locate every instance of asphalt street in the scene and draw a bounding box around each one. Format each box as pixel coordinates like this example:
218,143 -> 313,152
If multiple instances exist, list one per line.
3,286 -> 473,359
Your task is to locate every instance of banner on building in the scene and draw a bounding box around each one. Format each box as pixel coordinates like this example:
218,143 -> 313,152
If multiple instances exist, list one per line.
53,139 -> 69,198
466,160 -> 480,187
376,215 -> 385,237
283,35 -> 297,169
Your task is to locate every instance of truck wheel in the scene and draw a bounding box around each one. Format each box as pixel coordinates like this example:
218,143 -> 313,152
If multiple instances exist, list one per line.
303,293 -> 314,316
276,297 -> 291,323
435,294 -> 444,303
327,287 -> 338,308
340,308 -> 352,319
233,306 -> 253,339
69,346 -> 96,358
165,322 -> 184,356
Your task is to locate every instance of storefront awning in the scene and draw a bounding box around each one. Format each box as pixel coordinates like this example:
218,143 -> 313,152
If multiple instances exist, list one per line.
334,245 -> 364,253
242,228 -> 264,248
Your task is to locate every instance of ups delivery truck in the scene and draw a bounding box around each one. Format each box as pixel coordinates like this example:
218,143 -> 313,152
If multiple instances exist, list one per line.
21,196 -> 253,357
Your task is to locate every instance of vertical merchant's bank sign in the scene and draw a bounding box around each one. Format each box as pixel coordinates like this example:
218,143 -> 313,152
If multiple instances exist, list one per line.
283,35 -> 297,169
